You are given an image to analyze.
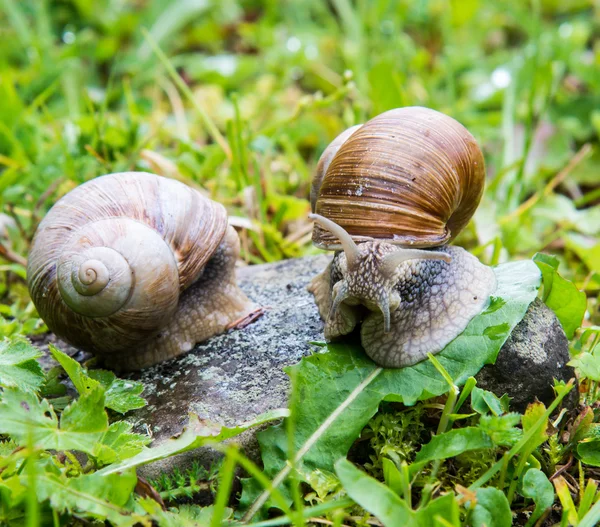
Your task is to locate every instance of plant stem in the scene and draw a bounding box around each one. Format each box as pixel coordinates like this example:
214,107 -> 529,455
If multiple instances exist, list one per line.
243,367 -> 383,521
141,28 -> 231,159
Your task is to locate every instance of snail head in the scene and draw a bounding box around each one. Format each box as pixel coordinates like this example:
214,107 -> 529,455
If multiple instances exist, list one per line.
309,214 -> 452,333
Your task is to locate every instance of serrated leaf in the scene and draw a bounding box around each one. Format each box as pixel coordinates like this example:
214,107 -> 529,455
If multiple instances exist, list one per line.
520,469 -> 553,527
479,413 -> 522,447
0,336 -> 44,392
88,370 -> 146,413
0,439 -> 18,457
36,467 -> 139,525
242,260 -> 540,512
50,346 -> 146,413
39,366 -> 67,398
49,345 -> 100,394
471,487 -> 512,527
177,504 -> 233,524
93,421 -> 151,466
534,253 -> 586,338
138,498 -> 232,527
414,427 -> 493,464
97,409 -> 288,475
0,387 -> 108,455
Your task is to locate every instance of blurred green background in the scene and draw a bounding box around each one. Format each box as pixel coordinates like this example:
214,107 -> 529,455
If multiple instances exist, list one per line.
0,0 -> 598,332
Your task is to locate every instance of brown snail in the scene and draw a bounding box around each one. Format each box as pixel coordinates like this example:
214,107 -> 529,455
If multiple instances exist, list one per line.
27,172 -> 256,371
308,107 -> 497,368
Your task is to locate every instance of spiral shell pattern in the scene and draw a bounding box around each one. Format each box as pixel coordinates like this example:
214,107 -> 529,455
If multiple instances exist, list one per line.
27,172 -> 228,356
312,107 -> 485,249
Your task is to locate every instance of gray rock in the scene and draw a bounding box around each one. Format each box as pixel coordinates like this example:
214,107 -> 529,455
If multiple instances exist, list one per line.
125,255 -> 330,478
35,256 -> 574,477
476,298 -> 576,413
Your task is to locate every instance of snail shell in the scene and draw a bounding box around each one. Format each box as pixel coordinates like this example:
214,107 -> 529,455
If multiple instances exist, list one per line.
27,172 -> 253,369
312,106 -> 485,249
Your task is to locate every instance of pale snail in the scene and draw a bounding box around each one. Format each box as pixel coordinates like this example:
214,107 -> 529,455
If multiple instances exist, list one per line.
308,106 -> 498,368
27,172 -> 256,371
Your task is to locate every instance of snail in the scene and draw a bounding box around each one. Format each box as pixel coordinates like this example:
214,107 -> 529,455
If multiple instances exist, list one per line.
308,106 -> 497,368
27,172 -> 256,371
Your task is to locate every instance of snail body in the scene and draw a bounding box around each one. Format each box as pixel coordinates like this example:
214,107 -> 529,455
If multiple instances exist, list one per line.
308,107 -> 497,368
27,172 -> 255,371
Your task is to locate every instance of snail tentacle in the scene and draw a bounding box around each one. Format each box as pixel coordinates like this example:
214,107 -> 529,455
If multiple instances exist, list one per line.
309,213 -> 359,269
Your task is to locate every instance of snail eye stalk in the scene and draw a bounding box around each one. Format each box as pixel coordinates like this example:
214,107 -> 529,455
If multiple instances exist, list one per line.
309,213 -> 359,269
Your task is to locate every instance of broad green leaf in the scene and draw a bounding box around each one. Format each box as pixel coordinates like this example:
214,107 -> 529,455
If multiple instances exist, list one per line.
532,253 -> 559,271
416,492 -> 460,526
520,469 -> 553,527
471,387 -> 509,416
335,458 -> 415,527
533,253 -> 586,338
0,387 -> 108,455
36,467 -> 139,524
242,260 -> 540,512
570,328 -> 600,381
301,468 -> 341,499
568,353 -> 600,381
471,487 -> 512,527
88,370 -> 146,414
577,438 -> 600,467
0,336 -> 44,392
0,474 -> 27,511
414,428 -> 493,464
336,459 -> 459,527
97,409 -> 288,475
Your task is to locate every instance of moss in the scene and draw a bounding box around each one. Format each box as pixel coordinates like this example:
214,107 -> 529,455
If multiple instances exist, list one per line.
359,403 -> 428,480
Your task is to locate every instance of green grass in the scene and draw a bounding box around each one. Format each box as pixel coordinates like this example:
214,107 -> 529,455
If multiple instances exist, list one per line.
0,0 -> 599,525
